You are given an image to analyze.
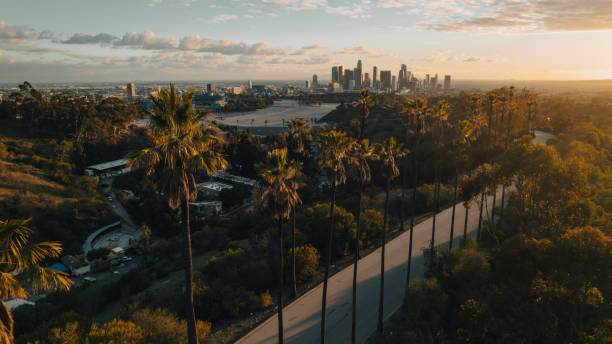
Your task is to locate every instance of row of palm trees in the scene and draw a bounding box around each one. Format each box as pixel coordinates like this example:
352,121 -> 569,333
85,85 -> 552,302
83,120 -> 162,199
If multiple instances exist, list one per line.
125,85 -> 534,344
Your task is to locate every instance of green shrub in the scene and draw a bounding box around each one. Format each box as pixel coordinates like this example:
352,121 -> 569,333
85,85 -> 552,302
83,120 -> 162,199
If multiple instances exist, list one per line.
287,244 -> 320,284
132,307 -> 211,344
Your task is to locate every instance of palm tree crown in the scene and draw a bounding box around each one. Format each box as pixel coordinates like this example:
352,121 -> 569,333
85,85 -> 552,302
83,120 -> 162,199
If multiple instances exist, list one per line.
129,84 -> 228,209
287,118 -> 312,155
255,148 -> 303,220
0,218 -> 72,344
317,130 -> 354,186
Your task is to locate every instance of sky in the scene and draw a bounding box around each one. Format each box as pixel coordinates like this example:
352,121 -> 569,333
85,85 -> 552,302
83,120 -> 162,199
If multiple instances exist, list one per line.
0,0 -> 611,83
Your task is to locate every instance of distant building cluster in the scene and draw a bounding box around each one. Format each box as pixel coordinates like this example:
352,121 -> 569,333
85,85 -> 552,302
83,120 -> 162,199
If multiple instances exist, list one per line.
328,59 -> 452,96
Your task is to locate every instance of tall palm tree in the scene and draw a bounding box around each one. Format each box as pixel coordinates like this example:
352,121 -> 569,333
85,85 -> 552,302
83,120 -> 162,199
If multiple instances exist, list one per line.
286,118 -> 311,297
128,84 -> 227,344
375,137 -> 407,334
255,148 -> 302,344
399,98 -> 429,285
427,100 -> 450,270
487,94 -> 498,225
0,218 -> 72,344
287,118 -> 312,157
459,96 -> 485,243
316,130 -> 352,344
355,89 -> 375,139
348,139 -> 378,344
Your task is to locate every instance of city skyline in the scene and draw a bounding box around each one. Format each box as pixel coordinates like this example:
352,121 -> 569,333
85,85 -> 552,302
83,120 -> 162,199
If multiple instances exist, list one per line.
0,0 -> 611,82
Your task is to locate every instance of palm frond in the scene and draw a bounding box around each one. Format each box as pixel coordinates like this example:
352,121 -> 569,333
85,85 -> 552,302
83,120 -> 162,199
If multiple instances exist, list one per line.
0,273 -> 27,300
17,266 -> 73,295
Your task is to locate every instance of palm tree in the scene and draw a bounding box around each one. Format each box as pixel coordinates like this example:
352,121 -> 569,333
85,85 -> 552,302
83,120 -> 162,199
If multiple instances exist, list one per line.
487,94 -> 498,225
427,100 -> 450,270
399,98 -> 429,284
138,224 -> 152,264
128,84 -> 227,344
348,139 -> 378,344
316,130 -> 352,344
376,137 -> 407,334
286,118 -> 312,297
255,148 -> 302,344
354,89 -> 375,139
0,218 -> 72,344
287,118 -> 312,157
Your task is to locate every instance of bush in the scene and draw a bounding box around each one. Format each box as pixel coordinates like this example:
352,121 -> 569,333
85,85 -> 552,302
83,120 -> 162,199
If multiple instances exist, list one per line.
287,244 -> 320,284
132,307 -> 211,344
299,203 -> 356,259
359,209 -> 383,247
87,318 -> 145,344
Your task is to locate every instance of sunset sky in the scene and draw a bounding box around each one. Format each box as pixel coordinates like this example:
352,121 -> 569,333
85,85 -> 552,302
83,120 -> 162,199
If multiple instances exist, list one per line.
1,0 -> 611,82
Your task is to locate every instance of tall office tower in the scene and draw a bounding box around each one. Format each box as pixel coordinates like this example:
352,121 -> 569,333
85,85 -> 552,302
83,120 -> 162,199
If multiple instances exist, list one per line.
344,69 -> 354,89
391,75 -> 397,91
126,83 -> 136,98
305,80 -> 311,88
338,66 -> 344,85
425,74 -> 430,87
380,70 -> 392,89
444,75 -> 451,89
248,80 -> 253,89
433,74 -> 439,87
356,59 -> 363,88
372,66 -> 378,89
207,83 -> 216,93
313,74 -> 318,87
332,66 -> 339,83
363,72 -> 371,88
348,80 -> 356,90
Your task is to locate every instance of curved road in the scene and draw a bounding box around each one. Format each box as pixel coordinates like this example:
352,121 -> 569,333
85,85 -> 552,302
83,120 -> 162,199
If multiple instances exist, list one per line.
237,132 -> 552,344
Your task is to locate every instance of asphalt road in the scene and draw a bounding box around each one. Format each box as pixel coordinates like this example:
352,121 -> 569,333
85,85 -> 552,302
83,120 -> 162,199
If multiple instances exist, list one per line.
237,132 -> 552,344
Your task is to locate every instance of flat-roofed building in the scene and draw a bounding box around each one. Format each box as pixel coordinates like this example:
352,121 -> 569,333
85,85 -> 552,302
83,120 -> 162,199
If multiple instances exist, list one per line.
85,159 -> 131,178
197,181 -> 233,196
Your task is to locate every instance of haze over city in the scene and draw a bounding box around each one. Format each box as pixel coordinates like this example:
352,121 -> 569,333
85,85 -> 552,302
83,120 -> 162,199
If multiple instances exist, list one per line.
1,0 -> 612,82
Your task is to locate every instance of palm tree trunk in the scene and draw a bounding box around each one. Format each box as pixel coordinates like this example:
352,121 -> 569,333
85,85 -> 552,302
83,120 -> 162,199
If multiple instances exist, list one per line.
477,192 -> 485,242
0,301 -> 14,344
377,182 -> 390,334
491,188 -> 497,224
500,185 -> 506,220
449,174 -> 458,249
407,156 -> 418,285
463,202 -> 469,242
181,198 -> 199,344
321,181 -> 336,344
351,179 -> 363,344
429,170 -> 439,271
291,206 -> 297,298
278,217 -> 285,344
400,163 -> 406,232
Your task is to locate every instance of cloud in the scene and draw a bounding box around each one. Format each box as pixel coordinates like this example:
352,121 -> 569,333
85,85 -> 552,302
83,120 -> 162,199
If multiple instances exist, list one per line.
425,49 -> 496,63
178,35 -> 286,55
262,0 -> 324,10
290,44 -> 327,55
335,45 -> 379,55
302,44 -> 326,50
209,14 -> 239,23
62,33 -> 117,45
422,0 -> 612,32
113,30 -> 177,49
0,21 -> 55,43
